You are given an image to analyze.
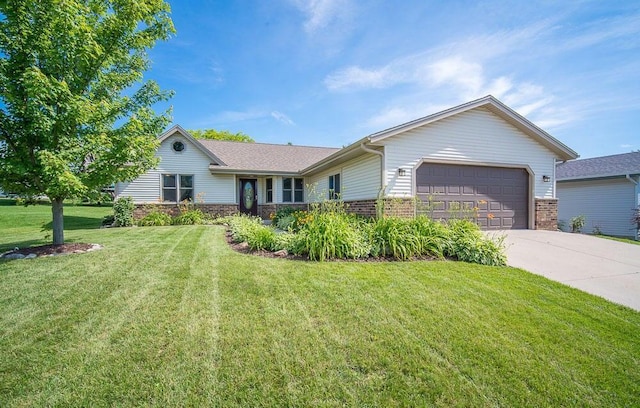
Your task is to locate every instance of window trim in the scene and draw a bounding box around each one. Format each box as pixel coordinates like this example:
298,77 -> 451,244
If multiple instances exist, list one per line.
328,173 -> 341,200
282,177 -> 304,203
265,178 -> 273,203
162,173 -> 194,203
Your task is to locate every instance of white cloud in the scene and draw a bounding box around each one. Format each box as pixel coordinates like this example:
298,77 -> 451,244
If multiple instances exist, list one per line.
271,111 -> 295,125
324,66 -> 394,90
291,0 -> 352,33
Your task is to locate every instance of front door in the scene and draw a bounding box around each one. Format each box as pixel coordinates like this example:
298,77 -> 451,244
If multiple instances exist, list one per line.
239,179 -> 258,216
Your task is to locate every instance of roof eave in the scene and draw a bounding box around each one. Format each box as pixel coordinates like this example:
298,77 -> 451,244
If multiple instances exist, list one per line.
208,165 -> 301,176
557,172 -> 640,182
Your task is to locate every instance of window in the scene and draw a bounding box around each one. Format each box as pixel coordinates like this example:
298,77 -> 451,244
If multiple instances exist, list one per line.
172,141 -> 185,152
283,177 -> 304,203
328,173 -> 341,199
162,174 -> 194,202
265,178 -> 273,203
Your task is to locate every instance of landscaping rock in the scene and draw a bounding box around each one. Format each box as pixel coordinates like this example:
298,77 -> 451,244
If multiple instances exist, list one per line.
4,253 -> 25,260
274,249 -> 288,257
25,253 -> 37,259
237,242 -> 249,250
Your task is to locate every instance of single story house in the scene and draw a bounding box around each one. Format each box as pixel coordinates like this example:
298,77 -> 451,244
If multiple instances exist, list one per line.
557,151 -> 640,238
116,95 -> 578,230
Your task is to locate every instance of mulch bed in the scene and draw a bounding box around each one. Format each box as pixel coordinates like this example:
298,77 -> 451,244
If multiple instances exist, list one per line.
1,243 -> 99,258
225,231 -> 439,262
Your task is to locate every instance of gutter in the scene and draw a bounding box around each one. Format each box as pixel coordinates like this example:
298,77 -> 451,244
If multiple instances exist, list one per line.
626,174 -> 639,185
359,143 -> 386,200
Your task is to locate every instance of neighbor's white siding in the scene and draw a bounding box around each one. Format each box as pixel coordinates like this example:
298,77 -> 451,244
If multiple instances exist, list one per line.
307,153 -> 381,201
557,178 -> 636,237
116,134 -> 236,204
380,107 -> 558,198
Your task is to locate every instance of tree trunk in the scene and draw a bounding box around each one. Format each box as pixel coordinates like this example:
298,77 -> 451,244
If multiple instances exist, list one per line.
52,198 -> 64,245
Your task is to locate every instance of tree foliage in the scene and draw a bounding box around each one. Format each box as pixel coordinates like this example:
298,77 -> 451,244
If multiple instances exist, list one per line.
188,129 -> 254,143
0,0 -> 175,244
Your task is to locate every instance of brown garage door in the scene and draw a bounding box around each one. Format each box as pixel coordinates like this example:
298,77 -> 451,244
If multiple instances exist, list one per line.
416,163 -> 529,229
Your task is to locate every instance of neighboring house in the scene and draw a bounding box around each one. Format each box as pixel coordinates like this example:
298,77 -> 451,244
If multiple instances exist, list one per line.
116,95 -> 578,230
557,151 -> 640,238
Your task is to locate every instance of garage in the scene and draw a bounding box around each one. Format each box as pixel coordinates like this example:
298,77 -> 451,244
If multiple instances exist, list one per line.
416,162 -> 529,229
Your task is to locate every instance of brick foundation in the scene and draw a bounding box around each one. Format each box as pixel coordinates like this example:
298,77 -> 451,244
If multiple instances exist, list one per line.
341,198 -> 416,218
258,203 -> 309,219
534,198 -> 558,230
134,203 -> 239,219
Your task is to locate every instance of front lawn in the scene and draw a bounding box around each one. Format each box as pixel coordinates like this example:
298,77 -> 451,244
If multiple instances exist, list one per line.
1,202 -> 639,406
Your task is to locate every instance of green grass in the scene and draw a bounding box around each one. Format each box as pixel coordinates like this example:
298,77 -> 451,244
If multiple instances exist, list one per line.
596,234 -> 640,245
1,202 -> 639,406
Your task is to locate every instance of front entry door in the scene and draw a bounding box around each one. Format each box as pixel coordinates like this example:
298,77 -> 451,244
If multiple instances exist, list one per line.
239,179 -> 258,216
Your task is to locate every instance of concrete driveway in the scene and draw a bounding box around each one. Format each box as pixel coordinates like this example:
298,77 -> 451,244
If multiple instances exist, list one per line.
497,230 -> 640,311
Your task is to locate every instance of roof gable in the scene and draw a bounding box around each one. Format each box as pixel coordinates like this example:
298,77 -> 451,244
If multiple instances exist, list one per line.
159,125 -> 226,165
366,95 -> 578,161
557,151 -> 640,180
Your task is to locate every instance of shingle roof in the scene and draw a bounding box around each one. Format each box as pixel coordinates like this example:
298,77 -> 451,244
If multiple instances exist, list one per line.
556,151 -> 640,180
197,139 -> 340,173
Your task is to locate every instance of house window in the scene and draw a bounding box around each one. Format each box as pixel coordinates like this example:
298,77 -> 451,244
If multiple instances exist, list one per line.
266,178 -> 273,203
162,174 -> 194,202
172,141 -> 185,152
283,177 -> 304,203
328,173 -> 341,199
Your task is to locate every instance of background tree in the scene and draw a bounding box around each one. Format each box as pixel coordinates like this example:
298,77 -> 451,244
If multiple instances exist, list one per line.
188,129 -> 255,143
0,0 -> 175,245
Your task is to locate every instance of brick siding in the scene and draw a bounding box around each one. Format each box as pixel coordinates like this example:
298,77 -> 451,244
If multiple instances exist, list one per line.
534,198 -> 558,230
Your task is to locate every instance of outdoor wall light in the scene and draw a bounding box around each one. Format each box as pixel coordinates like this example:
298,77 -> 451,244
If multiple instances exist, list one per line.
542,175 -> 551,182
398,168 -> 407,177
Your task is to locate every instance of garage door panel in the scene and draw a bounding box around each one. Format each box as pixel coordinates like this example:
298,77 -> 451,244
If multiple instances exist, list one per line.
416,163 -> 528,230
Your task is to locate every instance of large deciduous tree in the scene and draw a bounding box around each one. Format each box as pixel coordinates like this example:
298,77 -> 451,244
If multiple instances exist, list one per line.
188,129 -> 255,143
0,0 -> 175,245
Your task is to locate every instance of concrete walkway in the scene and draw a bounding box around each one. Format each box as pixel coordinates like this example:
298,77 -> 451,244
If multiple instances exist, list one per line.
497,230 -> 640,311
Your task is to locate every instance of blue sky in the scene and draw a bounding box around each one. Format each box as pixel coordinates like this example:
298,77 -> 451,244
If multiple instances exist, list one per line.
147,0 -> 640,159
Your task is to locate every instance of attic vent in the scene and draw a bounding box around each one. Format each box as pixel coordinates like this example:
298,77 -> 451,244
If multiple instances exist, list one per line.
172,141 -> 185,152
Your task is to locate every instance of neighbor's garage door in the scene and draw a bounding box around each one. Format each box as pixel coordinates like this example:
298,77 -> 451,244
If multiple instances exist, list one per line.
416,163 -> 529,229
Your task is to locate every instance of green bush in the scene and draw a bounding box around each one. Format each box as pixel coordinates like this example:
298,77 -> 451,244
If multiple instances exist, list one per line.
275,214 -> 295,231
410,215 -> 448,258
292,212 -> 369,261
246,226 -> 276,251
113,196 -> 134,227
271,206 -> 296,225
570,215 -> 586,233
446,219 -> 506,266
173,209 -> 206,225
273,232 -> 297,252
228,214 -> 263,243
138,211 -> 172,226
368,217 -> 421,260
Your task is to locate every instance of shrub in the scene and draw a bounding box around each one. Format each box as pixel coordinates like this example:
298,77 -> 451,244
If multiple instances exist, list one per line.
101,214 -> 115,227
292,211 -> 369,261
227,214 -> 263,243
246,226 -> 276,251
275,214 -> 295,231
173,209 -> 206,225
138,211 -> 172,226
446,219 -> 506,266
272,206 -> 296,225
273,232 -> 297,252
113,196 -> 134,227
410,215 -> 448,258
368,217 -> 421,260
570,215 -> 586,233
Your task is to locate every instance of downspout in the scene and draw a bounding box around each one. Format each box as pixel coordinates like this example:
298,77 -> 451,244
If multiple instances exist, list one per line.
626,175 -> 639,240
360,143 -> 386,217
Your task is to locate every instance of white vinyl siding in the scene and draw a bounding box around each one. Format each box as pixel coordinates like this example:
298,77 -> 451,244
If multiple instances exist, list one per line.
307,153 -> 381,201
557,178 -> 636,237
380,107 -> 557,199
116,135 -> 236,204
